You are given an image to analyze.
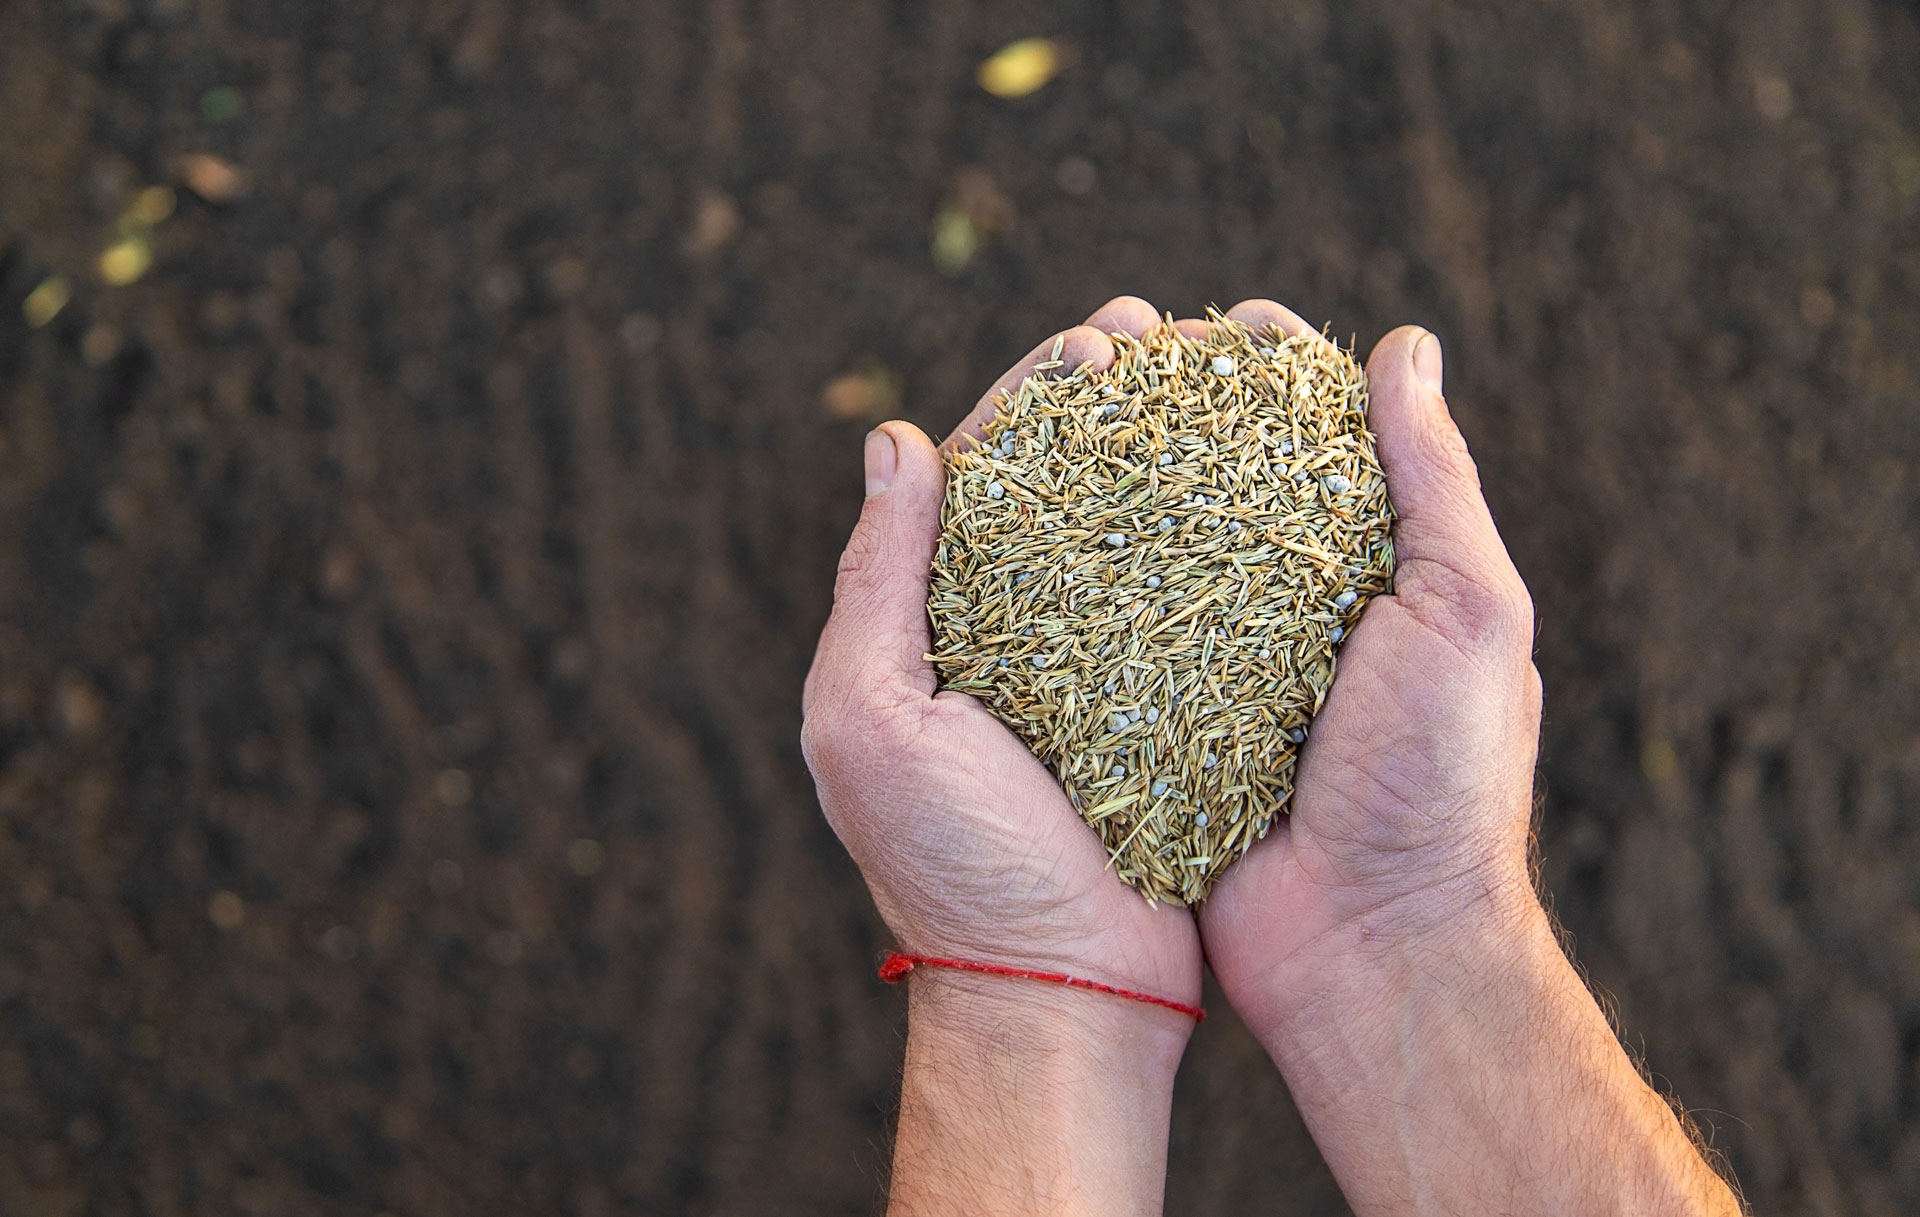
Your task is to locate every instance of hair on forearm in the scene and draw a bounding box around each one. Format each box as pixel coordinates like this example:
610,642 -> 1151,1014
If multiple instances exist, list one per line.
1528,782 -> 1750,1212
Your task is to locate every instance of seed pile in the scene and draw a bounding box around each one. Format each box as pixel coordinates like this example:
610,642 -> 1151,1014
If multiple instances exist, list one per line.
927,311 -> 1394,904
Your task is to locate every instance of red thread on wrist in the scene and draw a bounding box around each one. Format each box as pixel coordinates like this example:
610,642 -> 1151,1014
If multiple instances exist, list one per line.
877,951 -> 1205,1021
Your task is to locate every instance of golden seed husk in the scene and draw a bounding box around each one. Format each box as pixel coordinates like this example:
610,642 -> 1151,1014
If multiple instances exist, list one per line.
927,309 -> 1394,904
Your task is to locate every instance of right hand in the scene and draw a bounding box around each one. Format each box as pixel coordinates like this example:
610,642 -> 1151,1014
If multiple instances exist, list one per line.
1196,308 -> 1546,1022
1193,304 -> 1741,1217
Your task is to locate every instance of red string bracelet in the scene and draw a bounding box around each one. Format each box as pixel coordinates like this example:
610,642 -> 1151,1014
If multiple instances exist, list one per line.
878,951 -> 1205,1022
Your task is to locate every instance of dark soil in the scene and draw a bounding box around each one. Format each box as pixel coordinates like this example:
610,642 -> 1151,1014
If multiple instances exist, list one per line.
4,2 -> 1920,1214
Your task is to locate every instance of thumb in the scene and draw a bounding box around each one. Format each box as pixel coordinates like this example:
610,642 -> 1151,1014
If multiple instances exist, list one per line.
1365,327 -> 1533,649
805,421 -> 947,718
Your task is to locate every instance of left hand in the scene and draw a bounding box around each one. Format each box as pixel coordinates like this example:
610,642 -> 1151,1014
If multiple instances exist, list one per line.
801,296 -> 1201,1019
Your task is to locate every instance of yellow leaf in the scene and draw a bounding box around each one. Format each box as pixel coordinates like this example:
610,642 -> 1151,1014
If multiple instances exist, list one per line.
978,37 -> 1062,99
930,207 -> 978,274
99,237 -> 153,286
179,153 -> 248,202
1640,738 -> 1680,786
22,276 -> 71,328
128,185 -> 176,225
821,363 -> 902,421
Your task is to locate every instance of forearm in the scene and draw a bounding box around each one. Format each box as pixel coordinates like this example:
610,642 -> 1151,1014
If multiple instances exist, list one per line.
1243,884 -> 1740,1215
888,970 -> 1192,1217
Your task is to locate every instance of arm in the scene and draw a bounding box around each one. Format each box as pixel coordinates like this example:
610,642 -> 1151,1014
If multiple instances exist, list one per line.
802,296 -> 1203,1216
889,971 -> 1191,1217
1239,880 -> 1738,1213
1199,310 -> 1742,1214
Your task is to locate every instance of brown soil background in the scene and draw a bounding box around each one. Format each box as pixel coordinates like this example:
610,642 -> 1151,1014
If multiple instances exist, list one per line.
3,2 -> 1919,1214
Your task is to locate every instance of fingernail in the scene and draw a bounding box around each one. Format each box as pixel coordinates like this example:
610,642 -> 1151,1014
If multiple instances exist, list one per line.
1413,331 -> 1444,393
864,428 -> 897,497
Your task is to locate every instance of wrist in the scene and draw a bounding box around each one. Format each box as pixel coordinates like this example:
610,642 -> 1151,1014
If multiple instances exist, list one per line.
1230,856 -> 1551,1049
904,962 -> 1196,1071
1237,886 -> 1741,1214
888,967 -> 1192,1217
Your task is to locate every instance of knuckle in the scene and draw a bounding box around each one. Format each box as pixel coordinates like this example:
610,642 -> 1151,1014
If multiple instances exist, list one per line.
800,680 -> 917,785
1413,558 -> 1534,656
798,702 -> 837,774
800,702 -> 862,786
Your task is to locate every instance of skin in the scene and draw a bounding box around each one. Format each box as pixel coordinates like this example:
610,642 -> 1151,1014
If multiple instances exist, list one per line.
800,296 -> 1744,1216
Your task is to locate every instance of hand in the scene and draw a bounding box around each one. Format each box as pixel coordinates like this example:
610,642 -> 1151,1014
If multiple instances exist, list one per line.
1193,303 -> 1740,1215
802,297 -> 1203,1216
1197,304 -> 1545,1005
801,295 -> 1200,1011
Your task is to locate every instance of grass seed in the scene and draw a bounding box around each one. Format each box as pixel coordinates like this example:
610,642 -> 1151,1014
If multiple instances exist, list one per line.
928,309 -> 1394,904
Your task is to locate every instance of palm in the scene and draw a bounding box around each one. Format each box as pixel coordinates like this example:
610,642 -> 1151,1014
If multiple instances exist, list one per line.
808,301 -> 1540,1017
1201,588 -> 1536,967
1198,320 -> 1541,990
809,682 -> 1200,1011
804,297 -> 1211,1008
812,676 -> 1199,1004
901,693 -> 1198,996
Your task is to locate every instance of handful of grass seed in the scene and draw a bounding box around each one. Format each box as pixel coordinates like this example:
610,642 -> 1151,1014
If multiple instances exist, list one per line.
928,310 -> 1394,904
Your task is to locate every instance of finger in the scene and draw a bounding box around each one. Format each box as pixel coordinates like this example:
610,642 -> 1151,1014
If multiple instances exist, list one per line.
941,324 -> 1117,450
806,421 -> 948,713
1222,298 -> 1319,343
1364,327 -> 1531,645
945,298 -> 1166,449
1165,317 -> 1211,341
1083,294 -> 1161,340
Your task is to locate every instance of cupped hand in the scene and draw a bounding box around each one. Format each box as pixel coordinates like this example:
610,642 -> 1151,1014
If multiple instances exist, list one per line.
801,297 -> 1202,1016
1195,301 -> 1545,1022
1183,304 -> 1742,1217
